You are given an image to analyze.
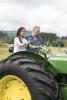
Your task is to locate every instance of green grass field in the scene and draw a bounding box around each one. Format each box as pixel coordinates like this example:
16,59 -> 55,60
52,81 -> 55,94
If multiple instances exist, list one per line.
0,45 -> 66,61
0,47 -> 11,61
0,42 -> 12,61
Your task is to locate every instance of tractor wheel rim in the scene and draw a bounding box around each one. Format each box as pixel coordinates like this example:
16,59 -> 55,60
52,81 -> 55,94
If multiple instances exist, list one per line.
0,75 -> 32,100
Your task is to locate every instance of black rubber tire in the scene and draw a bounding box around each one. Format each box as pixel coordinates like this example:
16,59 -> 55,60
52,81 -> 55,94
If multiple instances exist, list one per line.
0,55 -> 60,100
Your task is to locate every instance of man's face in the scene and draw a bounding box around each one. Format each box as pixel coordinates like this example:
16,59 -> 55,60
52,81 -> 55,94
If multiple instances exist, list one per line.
33,28 -> 40,36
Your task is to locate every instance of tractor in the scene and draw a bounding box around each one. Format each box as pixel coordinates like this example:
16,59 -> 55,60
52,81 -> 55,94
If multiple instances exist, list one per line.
0,46 -> 67,100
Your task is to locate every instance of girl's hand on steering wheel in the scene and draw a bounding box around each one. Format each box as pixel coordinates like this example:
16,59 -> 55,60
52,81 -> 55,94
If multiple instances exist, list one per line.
26,40 -> 30,45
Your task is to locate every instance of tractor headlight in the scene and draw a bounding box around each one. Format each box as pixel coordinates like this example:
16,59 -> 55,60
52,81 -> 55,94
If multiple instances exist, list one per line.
65,48 -> 67,54
45,50 -> 51,59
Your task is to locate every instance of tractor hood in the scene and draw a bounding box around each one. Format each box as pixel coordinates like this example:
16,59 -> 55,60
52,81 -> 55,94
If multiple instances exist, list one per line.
48,53 -> 67,74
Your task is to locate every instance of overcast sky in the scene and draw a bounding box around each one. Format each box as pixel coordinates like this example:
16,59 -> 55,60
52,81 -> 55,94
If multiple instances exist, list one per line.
0,0 -> 67,36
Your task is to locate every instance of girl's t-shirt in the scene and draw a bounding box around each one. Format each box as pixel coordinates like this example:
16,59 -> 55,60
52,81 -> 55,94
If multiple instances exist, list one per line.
14,37 -> 27,53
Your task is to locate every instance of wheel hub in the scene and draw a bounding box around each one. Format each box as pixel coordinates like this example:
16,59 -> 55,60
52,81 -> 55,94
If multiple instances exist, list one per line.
0,75 -> 32,100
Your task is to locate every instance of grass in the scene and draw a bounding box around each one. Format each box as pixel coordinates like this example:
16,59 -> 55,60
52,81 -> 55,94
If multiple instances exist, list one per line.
47,46 -> 66,53
0,42 -> 11,61
0,44 -> 66,61
0,47 -> 11,61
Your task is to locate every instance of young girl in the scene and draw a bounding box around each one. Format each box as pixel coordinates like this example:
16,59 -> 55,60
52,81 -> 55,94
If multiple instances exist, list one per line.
14,27 -> 30,53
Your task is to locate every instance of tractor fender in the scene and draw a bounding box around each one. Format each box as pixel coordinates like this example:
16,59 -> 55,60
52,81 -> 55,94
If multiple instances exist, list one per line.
11,51 -> 58,77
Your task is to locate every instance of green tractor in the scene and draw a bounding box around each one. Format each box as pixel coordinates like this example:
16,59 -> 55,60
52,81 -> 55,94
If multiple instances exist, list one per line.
0,46 -> 67,100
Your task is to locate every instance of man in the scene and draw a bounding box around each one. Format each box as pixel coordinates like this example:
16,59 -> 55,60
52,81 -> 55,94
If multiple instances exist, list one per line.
26,26 -> 43,53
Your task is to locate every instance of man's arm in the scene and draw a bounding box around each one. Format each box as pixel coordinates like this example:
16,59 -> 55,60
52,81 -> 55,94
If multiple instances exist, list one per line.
29,44 -> 40,48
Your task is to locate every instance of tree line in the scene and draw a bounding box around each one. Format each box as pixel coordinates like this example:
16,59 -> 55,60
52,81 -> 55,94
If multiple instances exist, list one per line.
39,32 -> 67,47
0,31 -> 14,44
0,31 -> 67,47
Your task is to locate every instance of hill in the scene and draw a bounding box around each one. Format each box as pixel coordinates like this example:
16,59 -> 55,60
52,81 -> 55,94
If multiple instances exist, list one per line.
1,30 -> 32,37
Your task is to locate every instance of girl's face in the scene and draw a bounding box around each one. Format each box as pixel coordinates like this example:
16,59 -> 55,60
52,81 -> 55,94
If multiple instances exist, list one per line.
20,29 -> 26,37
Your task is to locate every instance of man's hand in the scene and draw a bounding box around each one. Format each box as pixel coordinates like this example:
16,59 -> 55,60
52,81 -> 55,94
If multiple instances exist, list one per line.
36,45 -> 42,48
36,45 -> 40,48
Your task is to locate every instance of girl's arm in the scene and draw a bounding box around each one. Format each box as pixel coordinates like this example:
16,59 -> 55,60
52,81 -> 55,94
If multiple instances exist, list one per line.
17,43 -> 25,47
17,40 -> 30,47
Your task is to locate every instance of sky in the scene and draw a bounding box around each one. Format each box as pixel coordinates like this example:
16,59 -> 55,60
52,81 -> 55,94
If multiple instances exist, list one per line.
0,0 -> 67,36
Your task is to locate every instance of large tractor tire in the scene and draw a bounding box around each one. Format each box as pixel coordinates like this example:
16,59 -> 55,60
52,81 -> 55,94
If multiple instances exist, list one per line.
0,55 -> 60,100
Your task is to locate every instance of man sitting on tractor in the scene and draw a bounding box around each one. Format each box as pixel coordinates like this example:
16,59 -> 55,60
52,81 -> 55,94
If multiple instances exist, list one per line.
26,26 -> 43,53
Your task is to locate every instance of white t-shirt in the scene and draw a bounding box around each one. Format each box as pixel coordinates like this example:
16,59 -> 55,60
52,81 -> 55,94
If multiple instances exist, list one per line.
14,37 -> 28,53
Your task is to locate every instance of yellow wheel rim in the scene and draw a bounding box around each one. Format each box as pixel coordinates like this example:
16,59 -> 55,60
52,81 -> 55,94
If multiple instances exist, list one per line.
0,75 -> 32,100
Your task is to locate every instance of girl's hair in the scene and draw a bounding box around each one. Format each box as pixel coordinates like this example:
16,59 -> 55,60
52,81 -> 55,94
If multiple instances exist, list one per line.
16,27 -> 26,37
16,27 -> 26,42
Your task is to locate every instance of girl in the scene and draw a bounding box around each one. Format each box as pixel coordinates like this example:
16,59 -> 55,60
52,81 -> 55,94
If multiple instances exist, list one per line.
14,27 -> 30,53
